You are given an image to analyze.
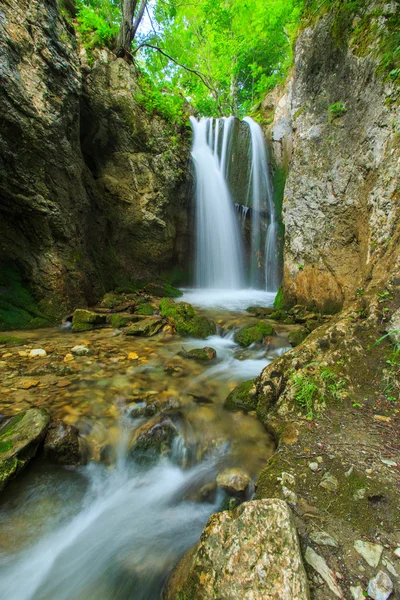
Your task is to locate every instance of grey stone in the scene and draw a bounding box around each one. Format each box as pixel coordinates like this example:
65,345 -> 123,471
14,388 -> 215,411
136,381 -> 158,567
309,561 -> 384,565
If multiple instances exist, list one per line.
319,473 -> 338,492
354,540 -> 383,567
368,571 -> 393,600
305,547 -> 342,598
309,531 -> 338,547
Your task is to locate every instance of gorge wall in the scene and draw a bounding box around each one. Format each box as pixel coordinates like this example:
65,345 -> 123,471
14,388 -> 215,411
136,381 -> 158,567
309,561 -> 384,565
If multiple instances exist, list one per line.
268,0 -> 400,312
0,0 -> 190,323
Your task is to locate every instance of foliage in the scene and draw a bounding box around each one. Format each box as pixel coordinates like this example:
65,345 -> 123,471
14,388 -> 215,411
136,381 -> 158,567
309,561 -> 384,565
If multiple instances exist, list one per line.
75,0 -> 120,55
328,101 -> 347,120
374,329 -> 400,402
291,364 -> 345,419
137,0 -> 305,116
135,72 -> 187,125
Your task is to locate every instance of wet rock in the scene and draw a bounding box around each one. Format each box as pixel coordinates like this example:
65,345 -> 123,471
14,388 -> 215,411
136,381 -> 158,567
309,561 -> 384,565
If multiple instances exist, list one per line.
130,414 -> 178,463
309,531 -> 338,547
124,317 -> 164,337
354,540 -> 383,567
224,379 -> 257,412
234,321 -> 276,347
160,299 -> 216,339
0,408 -> 50,492
126,394 -> 180,418
184,347 -> 217,361
305,547 -> 343,598
216,468 -> 251,496
71,345 -> 91,356
288,328 -> 309,347
394,548 -> 400,559
43,419 -> 85,465
108,313 -> 135,328
367,571 -> 393,600
319,472 -> 338,492
29,348 -> 47,358
246,306 -> 275,317
163,499 -> 310,600
72,309 -> 107,332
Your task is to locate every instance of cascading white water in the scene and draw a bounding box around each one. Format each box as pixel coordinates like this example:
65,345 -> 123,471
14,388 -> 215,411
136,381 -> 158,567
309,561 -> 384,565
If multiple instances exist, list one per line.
243,117 -> 279,292
190,116 -> 244,289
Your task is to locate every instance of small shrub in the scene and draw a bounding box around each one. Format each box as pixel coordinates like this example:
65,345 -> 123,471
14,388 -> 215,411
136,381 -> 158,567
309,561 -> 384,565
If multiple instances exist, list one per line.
328,101 -> 347,120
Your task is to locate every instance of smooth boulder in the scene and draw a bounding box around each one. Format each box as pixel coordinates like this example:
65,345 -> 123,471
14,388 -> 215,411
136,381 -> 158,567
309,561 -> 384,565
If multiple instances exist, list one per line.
124,316 -> 164,337
0,408 -> 50,492
163,499 -> 310,600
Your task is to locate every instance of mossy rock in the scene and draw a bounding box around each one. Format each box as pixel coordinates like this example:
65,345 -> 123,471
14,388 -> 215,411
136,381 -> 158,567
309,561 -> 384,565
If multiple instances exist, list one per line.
246,306 -> 275,317
0,265 -> 54,331
269,310 -> 287,321
129,414 -> 178,464
224,380 -> 257,412
100,292 -> 126,309
72,309 -> 107,332
108,313 -> 134,328
288,328 -> 309,347
135,303 -> 154,316
273,286 -> 291,311
160,299 -> 216,339
43,419 -> 84,466
184,347 -> 217,361
234,321 -> 276,347
0,336 -> 27,346
144,283 -> 183,298
0,408 -> 50,492
124,317 -> 164,337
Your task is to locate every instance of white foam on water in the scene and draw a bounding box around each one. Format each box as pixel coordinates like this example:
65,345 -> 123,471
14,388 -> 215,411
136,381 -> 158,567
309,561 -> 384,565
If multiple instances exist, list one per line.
180,288 -> 276,312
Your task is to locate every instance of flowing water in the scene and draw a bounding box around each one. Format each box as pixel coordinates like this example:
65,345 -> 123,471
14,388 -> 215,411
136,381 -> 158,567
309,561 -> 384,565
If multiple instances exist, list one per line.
243,117 -> 279,292
0,304 -> 293,599
190,117 -> 244,289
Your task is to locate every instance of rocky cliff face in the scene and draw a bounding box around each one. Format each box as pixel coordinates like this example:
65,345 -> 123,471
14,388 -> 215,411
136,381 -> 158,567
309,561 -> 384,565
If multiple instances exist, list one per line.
0,0 -> 190,322
269,1 -> 399,312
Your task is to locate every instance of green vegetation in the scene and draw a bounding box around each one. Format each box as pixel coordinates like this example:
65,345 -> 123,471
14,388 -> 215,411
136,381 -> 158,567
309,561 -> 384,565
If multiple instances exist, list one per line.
135,303 -> 154,315
0,336 -> 27,346
224,379 -> 257,412
234,321 -> 276,347
291,364 -> 345,419
328,101 -> 347,121
374,329 -> 399,402
159,299 -> 216,338
76,0 -> 120,58
0,266 -> 53,331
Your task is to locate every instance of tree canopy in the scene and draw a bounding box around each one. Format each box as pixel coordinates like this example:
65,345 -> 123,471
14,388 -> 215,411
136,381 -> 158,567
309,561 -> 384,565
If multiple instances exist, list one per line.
74,0 -> 304,117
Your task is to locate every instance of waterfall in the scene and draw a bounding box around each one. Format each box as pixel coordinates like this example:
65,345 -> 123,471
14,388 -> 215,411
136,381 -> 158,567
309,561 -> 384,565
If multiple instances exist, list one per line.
190,116 -> 244,289
243,117 -> 279,292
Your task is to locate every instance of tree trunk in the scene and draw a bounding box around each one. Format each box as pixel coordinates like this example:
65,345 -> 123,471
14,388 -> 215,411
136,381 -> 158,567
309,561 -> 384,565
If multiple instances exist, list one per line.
117,0 -> 148,61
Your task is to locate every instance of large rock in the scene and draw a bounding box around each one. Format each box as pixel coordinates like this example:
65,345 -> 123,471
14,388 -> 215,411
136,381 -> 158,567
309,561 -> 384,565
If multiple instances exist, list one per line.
234,321 -> 276,347
0,0 -> 190,317
163,499 -> 310,599
124,316 -> 165,337
224,379 -> 258,412
269,6 -> 400,312
0,409 -> 50,492
160,299 -> 216,339
72,309 -> 107,332
43,419 -> 85,465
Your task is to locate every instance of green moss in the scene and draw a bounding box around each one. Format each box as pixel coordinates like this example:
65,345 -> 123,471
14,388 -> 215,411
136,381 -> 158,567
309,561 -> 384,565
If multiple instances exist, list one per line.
160,299 -> 216,339
0,265 -> 54,331
135,303 -> 154,316
108,314 -> 134,328
0,336 -> 27,346
224,380 -> 257,412
100,292 -> 126,309
71,309 -> 106,332
0,440 -> 12,454
273,286 -> 291,311
288,328 -> 309,347
269,310 -> 287,321
144,283 -> 183,298
234,321 -> 276,347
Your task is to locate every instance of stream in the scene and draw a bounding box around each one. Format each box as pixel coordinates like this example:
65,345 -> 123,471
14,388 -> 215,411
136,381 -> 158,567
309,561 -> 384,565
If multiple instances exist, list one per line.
0,292 -> 290,600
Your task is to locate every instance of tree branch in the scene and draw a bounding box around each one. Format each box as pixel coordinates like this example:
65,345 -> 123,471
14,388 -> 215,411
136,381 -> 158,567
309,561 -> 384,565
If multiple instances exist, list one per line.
134,43 -> 215,92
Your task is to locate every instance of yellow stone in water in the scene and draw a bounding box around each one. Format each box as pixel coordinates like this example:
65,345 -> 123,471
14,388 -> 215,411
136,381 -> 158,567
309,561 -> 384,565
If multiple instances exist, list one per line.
17,380 -> 40,389
64,353 -> 75,362
128,352 -> 139,360
2,353 -> 12,358
18,351 -> 28,357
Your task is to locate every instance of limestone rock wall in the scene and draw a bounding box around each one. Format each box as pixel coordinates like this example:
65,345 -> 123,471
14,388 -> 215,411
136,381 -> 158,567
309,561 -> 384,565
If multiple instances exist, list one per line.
269,2 -> 400,312
0,0 -> 190,317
